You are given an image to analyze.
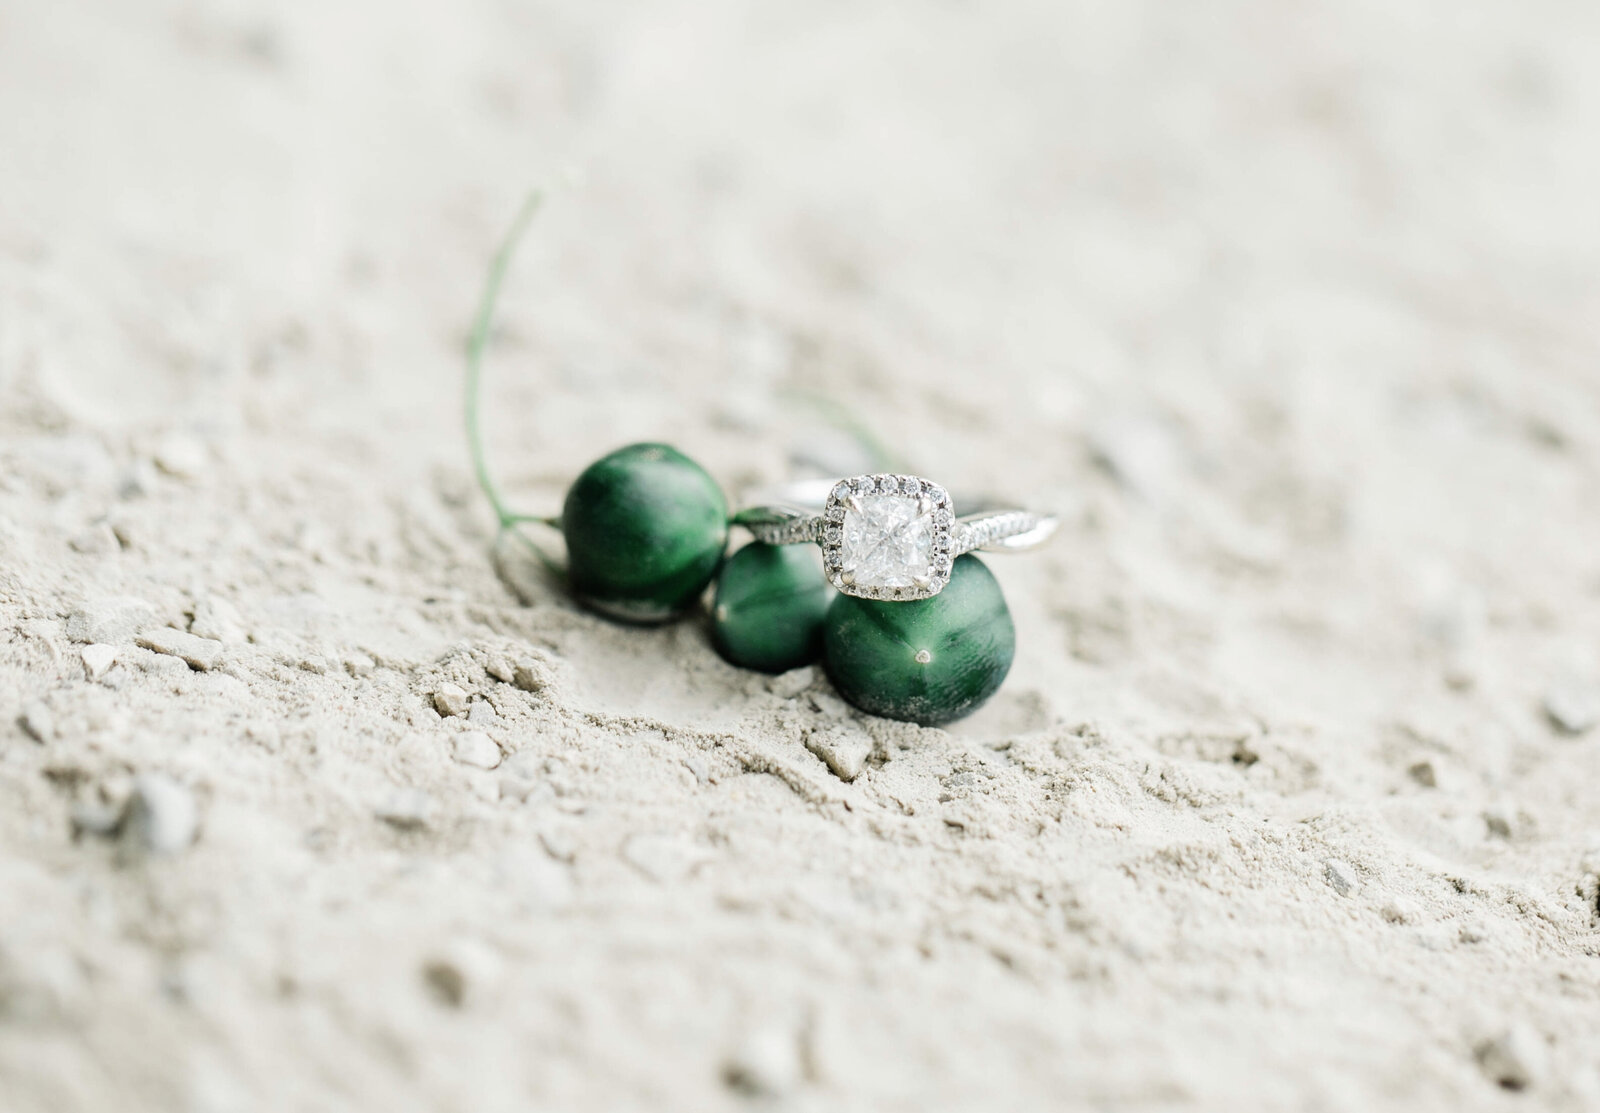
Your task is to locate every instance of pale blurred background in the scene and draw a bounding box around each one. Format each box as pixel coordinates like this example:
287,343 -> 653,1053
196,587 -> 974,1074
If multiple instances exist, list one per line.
4,2 -> 1600,1109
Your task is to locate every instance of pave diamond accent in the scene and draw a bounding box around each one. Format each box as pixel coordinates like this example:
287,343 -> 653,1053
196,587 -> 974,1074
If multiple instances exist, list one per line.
822,475 -> 955,600
954,510 -> 1038,553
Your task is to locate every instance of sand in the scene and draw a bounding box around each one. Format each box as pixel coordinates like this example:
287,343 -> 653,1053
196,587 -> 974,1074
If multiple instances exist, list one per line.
3,1 -> 1600,1109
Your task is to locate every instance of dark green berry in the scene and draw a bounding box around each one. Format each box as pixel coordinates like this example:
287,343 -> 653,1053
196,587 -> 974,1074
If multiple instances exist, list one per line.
562,443 -> 728,624
822,554 -> 1014,725
711,542 -> 832,674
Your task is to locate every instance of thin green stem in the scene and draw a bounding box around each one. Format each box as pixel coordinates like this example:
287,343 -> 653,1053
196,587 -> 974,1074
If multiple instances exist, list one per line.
466,190 -> 544,529
779,387 -> 902,473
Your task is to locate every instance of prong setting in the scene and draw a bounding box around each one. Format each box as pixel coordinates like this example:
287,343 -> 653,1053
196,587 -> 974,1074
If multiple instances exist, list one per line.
821,474 -> 955,601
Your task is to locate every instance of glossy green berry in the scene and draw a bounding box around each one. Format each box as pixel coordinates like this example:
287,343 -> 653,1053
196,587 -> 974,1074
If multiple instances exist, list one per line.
562,443 -> 728,624
823,554 -> 1015,725
711,542 -> 832,674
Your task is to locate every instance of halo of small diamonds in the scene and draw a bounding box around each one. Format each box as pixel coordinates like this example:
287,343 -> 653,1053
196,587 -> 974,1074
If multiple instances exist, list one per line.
821,474 -> 955,601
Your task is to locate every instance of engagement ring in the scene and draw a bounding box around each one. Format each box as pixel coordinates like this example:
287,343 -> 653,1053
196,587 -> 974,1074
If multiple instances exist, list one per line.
735,474 -> 1057,602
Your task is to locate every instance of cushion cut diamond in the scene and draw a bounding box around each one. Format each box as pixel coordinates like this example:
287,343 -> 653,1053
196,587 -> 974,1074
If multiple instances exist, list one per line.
839,494 -> 936,589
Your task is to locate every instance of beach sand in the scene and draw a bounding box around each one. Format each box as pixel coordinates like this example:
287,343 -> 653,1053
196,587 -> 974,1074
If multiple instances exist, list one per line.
2,1 -> 1599,1109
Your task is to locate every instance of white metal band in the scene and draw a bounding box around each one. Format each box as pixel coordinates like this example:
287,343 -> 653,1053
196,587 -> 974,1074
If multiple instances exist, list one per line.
741,506 -> 1054,555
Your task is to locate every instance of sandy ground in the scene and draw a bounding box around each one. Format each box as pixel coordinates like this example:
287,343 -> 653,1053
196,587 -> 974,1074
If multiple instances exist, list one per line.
3,1 -> 1600,1109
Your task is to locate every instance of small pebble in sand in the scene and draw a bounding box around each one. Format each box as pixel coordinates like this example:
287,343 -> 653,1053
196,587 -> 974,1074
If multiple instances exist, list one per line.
682,753 -> 710,784
1543,682 -> 1600,736
723,1026 -> 803,1098
1324,859 -> 1359,898
1380,896 -> 1420,924
1407,758 -> 1441,789
18,701 -> 55,743
189,596 -> 247,644
81,644 -> 118,681
484,656 -> 516,684
107,516 -> 137,551
69,521 -> 120,555
344,652 -> 376,678
452,731 -> 501,770
513,660 -> 548,693
1483,808 -> 1515,840
153,433 -> 208,479
432,683 -> 470,717
117,459 -> 157,500
1476,1024 -> 1546,1091
421,938 -> 503,1009
467,700 -> 497,725
805,728 -> 870,783
375,789 -> 434,829
136,627 -> 223,671
66,597 -> 158,644
767,666 -> 816,699
136,649 -> 192,677
122,773 -> 199,855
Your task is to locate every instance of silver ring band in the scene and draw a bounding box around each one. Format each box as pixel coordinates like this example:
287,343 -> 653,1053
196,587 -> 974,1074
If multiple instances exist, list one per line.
735,473 -> 1056,602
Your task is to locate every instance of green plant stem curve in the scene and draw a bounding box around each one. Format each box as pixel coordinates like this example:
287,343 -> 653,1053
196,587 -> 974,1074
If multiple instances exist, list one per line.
465,190 -> 544,530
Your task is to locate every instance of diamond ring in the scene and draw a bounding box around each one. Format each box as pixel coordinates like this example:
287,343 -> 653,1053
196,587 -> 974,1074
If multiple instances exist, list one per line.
733,474 -> 1057,601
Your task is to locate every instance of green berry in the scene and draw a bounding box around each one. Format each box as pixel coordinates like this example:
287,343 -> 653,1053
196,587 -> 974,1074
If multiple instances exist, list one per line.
711,542 -> 832,674
562,443 -> 728,624
822,554 -> 1014,725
